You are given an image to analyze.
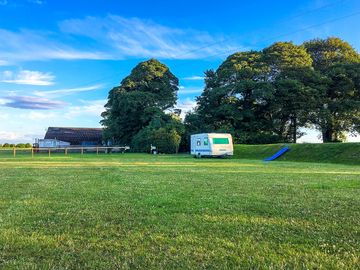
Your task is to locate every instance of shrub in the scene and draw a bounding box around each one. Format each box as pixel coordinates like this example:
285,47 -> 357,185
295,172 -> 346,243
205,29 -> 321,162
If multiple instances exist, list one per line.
131,127 -> 181,154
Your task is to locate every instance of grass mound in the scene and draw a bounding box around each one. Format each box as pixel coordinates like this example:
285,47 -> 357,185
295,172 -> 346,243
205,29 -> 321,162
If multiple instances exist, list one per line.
234,143 -> 360,164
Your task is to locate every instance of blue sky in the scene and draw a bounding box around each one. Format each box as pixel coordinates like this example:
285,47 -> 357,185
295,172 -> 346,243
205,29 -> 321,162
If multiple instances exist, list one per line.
1,0 -> 360,143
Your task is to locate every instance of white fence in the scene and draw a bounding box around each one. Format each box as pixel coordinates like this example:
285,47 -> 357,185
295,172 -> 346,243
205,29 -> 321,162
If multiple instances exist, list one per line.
0,146 -> 130,158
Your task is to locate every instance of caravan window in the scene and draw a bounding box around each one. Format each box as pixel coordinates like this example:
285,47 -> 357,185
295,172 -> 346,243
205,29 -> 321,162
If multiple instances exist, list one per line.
213,138 -> 229,144
203,138 -> 209,145
196,138 -> 201,146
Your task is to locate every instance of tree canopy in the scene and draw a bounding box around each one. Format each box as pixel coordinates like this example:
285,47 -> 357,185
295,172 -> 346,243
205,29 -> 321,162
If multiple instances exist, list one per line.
101,59 -> 183,152
185,37 -> 360,144
102,37 -> 360,150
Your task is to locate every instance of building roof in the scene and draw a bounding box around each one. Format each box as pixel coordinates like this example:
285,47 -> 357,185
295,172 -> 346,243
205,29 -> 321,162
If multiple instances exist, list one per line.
44,127 -> 103,145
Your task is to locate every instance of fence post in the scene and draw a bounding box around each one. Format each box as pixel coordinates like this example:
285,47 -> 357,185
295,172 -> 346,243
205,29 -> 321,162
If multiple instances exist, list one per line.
31,148 -> 34,158
96,147 -> 99,155
81,148 -> 84,155
48,148 -> 51,157
65,148 -> 68,156
13,147 -> 16,158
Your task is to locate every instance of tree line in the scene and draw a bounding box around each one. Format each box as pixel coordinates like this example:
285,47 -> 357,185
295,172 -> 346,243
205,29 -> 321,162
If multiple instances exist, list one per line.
101,37 -> 360,153
0,143 -> 32,148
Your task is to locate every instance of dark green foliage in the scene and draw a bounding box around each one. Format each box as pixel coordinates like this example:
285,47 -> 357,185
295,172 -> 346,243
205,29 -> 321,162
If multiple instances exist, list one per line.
131,114 -> 184,153
303,38 -> 360,142
101,59 -> 184,152
312,63 -> 360,142
186,42 -> 316,144
304,37 -> 360,71
186,37 -> 360,144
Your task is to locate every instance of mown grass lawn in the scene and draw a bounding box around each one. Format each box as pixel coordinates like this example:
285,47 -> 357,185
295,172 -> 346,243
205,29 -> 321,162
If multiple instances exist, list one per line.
0,153 -> 359,269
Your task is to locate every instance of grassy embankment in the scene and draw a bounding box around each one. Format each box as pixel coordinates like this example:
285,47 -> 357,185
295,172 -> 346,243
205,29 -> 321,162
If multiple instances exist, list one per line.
234,142 -> 360,165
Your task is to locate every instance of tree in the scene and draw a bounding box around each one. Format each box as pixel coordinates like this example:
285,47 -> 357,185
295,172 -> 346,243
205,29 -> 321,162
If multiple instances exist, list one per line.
190,52 -> 281,144
304,38 -> 360,142
304,37 -> 360,71
187,44 -> 316,144
101,59 -> 180,145
272,68 -> 323,142
314,63 -> 360,142
263,41 -> 313,80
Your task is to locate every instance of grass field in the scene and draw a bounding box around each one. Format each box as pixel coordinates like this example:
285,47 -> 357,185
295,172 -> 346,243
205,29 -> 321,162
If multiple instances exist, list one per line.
0,153 -> 359,269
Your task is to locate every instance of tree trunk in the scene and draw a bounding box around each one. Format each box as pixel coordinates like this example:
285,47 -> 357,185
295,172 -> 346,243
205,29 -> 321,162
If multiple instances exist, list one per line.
322,129 -> 338,142
291,115 -> 297,143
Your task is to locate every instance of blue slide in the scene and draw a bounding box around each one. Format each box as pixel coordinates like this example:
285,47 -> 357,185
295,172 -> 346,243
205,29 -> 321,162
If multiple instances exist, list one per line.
264,146 -> 290,161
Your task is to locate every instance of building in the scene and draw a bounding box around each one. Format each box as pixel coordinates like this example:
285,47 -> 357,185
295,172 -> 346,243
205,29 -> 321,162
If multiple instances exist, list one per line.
44,127 -> 103,146
36,139 -> 70,148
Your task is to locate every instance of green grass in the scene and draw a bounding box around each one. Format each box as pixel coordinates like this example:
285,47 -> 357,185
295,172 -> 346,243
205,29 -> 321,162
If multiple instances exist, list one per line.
0,153 -> 359,269
234,143 -> 360,165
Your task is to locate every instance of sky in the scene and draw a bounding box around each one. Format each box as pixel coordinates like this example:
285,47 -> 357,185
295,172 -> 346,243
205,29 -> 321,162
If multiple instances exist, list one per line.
1,0 -> 360,143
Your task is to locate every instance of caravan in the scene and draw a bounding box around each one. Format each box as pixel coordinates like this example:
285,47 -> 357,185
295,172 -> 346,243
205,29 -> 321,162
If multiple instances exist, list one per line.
190,133 -> 233,157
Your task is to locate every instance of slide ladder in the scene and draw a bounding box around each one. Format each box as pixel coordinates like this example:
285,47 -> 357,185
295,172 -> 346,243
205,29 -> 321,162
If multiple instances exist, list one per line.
264,146 -> 290,161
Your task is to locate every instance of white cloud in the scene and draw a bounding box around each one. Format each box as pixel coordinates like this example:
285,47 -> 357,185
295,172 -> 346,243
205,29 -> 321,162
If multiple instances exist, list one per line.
33,84 -> 103,98
0,112 -> 9,119
0,15 -> 241,63
0,60 -> 9,66
178,87 -> 203,95
1,70 -> 55,85
183,76 -> 204,81
175,99 -> 197,119
0,131 -> 30,142
0,28 -> 109,62
64,99 -> 106,119
28,0 -> 44,4
59,15 -> 240,60
0,98 -> 7,105
22,111 -> 57,120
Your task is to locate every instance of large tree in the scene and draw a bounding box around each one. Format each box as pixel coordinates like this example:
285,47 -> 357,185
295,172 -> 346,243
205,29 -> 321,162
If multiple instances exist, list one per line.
186,51 -> 279,144
304,37 -> 360,142
101,59 -> 181,148
186,42 -> 317,144
315,63 -> 360,142
263,42 -> 316,142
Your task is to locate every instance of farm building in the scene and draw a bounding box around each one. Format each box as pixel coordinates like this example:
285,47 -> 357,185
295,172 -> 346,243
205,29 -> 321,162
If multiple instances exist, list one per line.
44,127 -> 103,146
36,139 -> 70,148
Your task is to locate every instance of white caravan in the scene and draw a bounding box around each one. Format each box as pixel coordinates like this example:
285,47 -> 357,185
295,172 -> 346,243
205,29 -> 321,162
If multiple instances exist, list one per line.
190,133 -> 233,157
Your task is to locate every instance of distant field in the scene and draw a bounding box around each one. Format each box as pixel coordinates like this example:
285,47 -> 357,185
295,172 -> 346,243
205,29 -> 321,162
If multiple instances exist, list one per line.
0,154 -> 359,269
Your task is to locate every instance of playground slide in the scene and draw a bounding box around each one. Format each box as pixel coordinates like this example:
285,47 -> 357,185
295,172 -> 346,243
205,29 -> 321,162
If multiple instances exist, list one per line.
264,146 -> 290,161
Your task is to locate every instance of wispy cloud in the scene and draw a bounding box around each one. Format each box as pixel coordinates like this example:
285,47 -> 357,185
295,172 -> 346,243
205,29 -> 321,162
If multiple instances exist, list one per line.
59,15 -> 240,60
183,76 -> 204,81
0,60 -> 9,66
64,99 -> 106,119
0,28 -> 109,62
178,87 -> 203,95
2,95 -> 66,110
33,84 -> 103,98
21,111 -> 56,120
1,70 -> 55,85
175,98 -> 197,119
0,15 -> 241,63
28,0 -> 44,4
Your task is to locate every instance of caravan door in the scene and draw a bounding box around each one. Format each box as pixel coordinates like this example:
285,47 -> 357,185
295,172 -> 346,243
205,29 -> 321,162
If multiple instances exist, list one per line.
191,134 -> 211,157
